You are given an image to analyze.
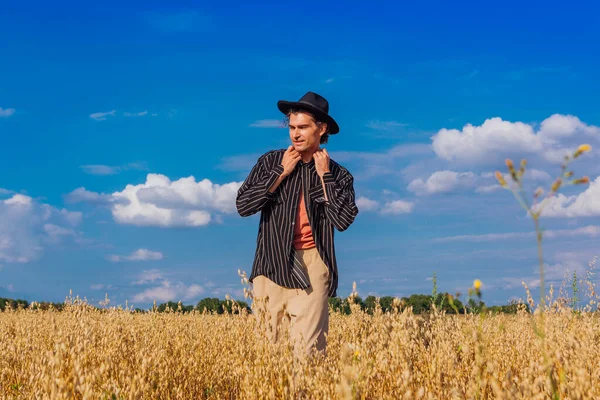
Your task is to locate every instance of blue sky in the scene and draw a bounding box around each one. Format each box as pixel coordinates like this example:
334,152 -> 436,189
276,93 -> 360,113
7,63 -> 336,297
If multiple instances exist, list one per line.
2,1 -> 600,308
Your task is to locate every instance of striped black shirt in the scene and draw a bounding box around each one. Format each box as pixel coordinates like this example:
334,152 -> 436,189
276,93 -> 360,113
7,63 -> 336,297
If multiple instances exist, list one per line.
236,148 -> 359,297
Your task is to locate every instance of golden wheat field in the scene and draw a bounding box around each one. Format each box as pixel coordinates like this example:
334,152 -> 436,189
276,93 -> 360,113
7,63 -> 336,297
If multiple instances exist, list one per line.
1,294 -> 599,400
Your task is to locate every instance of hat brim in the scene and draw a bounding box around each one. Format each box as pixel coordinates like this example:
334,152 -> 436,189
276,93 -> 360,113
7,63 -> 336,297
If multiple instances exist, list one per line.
277,100 -> 339,134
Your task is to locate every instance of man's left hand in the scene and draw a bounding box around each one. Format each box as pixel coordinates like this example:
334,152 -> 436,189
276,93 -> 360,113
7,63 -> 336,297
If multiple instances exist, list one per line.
313,148 -> 330,178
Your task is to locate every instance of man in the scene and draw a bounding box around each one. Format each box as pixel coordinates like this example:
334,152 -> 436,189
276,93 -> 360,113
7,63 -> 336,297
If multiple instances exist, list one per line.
236,91 -> 359,357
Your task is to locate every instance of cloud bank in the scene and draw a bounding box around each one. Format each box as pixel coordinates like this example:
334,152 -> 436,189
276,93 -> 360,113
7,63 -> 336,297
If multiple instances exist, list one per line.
0,194 -> 82,263
431,114 -> 599,165
107,248 -> 164,262
68,173 -> 242,227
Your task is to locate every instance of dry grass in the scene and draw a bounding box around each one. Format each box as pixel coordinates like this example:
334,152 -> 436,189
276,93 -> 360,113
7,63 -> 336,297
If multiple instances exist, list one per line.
2,144 -> 597,399
1,291 -> 600,399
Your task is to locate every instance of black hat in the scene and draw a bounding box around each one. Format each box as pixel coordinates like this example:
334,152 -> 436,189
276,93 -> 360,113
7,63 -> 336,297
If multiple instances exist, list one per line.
277,91 -> 340,134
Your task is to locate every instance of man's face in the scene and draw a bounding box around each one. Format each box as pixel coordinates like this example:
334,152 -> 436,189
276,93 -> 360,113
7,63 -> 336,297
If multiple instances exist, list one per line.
288,111 -> 326,154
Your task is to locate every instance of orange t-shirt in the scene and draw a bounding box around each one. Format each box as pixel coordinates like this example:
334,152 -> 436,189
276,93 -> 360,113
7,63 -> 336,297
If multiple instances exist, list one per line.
293,191 -> 316,250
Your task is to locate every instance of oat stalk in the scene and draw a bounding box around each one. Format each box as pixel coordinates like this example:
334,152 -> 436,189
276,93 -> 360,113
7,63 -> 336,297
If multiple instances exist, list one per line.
494,144 -> 592,399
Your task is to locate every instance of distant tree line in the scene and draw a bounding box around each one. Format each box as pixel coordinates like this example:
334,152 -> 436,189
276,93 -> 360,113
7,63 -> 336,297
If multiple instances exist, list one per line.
147,298 -> 252,314
0,296 -> 252,314
329,293 -> 528,315
0,298 -> 33,311
0,294 -> 527,315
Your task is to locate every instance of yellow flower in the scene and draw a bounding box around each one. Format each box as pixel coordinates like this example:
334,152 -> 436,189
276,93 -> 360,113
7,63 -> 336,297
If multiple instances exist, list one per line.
518,159 -> 527,178
354,350 -> 360,358
473,279 -> 482,290
551,178 -> 562,193
574,144 -> 592,158
495,171 -> 507,188
505,159 -> 518,181
573,176 -> 590,185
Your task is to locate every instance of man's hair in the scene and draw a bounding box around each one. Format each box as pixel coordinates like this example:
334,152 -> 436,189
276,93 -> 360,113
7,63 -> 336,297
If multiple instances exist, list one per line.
283,108 -> 330,144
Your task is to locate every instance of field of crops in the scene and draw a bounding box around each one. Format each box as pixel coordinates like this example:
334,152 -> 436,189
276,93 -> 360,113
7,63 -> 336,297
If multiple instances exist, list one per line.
1,294 -> 599,400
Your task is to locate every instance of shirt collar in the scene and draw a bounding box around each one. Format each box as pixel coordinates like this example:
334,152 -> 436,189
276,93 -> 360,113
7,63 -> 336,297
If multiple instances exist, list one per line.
300,158 -> 316,172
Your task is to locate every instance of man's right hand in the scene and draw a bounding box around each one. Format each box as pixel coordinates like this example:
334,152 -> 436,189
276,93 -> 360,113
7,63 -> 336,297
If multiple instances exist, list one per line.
281,145 -> 301,177
269,146 -> 301,194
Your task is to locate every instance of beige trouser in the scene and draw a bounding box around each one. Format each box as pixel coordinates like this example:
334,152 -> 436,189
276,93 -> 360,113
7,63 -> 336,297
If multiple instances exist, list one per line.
252,247 -> 330,357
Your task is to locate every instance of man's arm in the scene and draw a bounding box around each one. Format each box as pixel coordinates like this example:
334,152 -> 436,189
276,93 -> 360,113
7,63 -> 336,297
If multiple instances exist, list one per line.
268,173 -> 286,194
236,153 -> 284,217
309,170 -> 359,231
236,147 -> 300,217
320,171 -> 359,231
311,148 -> 359,231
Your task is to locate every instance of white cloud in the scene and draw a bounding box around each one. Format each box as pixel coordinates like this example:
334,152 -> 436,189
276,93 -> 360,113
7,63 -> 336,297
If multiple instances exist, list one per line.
475,184 -> 502,194
355,195 -> 414,215
408,170 -> 477,196
332,144 -> 433,180
528,169 -> 553,181
537,176 -> 600,217
0,107 -> 16,118
534,226 -> 598,240
124,111 -> 148,117
206,285 -> 244,299
108,249 -> 163,262
68,174 -> 241,227
186,284 -> 204,298
131,280 -> 205,303
43,224 -> 76,244
128,249 -> 163,261
356,196 -> 379,212
64,187 -> 118,205
332,144 -> 432,164
365,120 -> 408,130
434,231 -> 531,243
110,174 -> 241,227
217,153 -> 261,172
538,114 -> 600,142
503,255 -> 591,290
475,168 -> 552,194
5,194 -> 31,206
0,282 -> 15,292
381,200 -> 414,215
90,284 -> 105,290
430,114 -> 599,165
80,165 -> 121,175
249,119 -> 284,128
125,162 -> 147,171
133,269 -> 164,285
0,194 -> 82,264
432,117 -> 542,164
58,208 -> 83,226
79,162 -> 148,176
538,115 -> 599,163
432,225 -> 600,243
90,110 -> 116,121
